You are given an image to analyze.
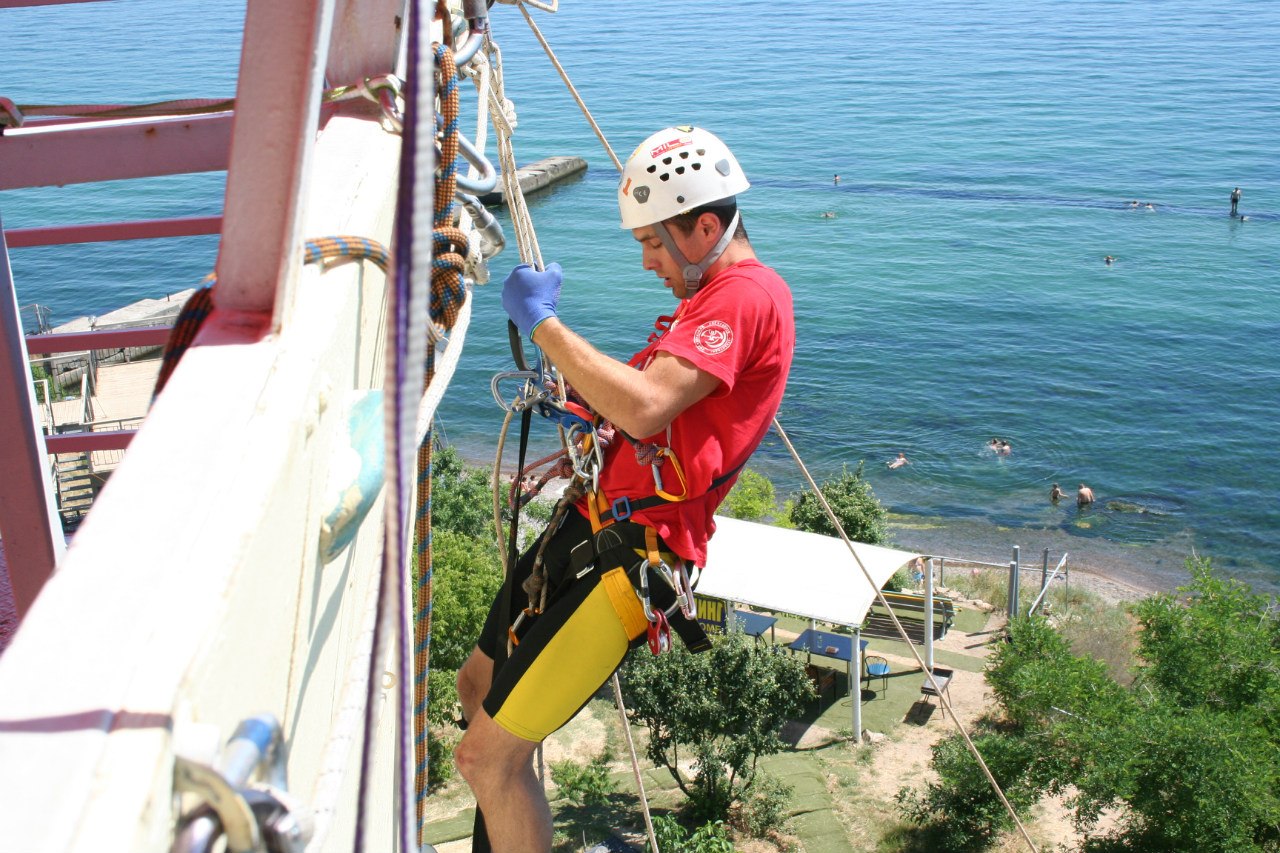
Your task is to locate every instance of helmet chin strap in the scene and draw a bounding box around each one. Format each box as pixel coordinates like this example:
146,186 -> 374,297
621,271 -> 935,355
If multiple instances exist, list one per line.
653,210 -> 740,296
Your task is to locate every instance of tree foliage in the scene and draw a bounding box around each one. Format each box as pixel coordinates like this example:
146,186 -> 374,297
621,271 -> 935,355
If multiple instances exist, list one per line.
895,732 -> 1043,852
721,469 -> 778,522
431,443 -> 497,541
898,559 -> 1280,852
621,630 -> 812,825
787,462 -> 888,545
420,446 -> 504,787
427,529 -> 502,672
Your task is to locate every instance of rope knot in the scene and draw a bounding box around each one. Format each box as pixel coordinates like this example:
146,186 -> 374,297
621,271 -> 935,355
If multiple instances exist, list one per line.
634,443 -> 660,467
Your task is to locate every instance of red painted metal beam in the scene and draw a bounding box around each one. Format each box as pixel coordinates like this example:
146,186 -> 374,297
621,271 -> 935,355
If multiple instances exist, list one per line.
0,220 -> 65,619
0,113 -> 233,191
4,216 -> 222,248
0,0 -> 106,7
214,0 -> 333,320
44,430 -> 136,453
24,326 -> 172,354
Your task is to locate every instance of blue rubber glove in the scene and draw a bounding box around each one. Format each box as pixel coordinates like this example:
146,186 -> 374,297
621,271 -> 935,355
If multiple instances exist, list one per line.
502,262 -> 563,339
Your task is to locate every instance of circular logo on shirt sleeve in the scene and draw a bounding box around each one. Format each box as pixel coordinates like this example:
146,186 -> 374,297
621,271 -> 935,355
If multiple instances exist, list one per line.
693,320 -> 734,355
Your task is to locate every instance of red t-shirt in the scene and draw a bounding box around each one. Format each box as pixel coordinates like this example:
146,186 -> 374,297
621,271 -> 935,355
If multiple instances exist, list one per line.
579,259 -> 794,565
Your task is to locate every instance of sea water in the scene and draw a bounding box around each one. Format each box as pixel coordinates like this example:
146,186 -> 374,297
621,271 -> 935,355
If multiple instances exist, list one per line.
3,0 -> 1277,594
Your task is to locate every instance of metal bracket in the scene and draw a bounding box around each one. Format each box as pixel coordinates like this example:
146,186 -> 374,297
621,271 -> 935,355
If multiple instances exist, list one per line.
172,715 -> 313,853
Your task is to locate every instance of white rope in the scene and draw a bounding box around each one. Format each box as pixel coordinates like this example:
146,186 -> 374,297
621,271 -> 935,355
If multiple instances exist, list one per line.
484,38 -> 543,268
515,1 -> 622,172
771,418 -> 1038,852
612,673 -> 660,852
305,560 -> 385,851
415,289 -> 472,446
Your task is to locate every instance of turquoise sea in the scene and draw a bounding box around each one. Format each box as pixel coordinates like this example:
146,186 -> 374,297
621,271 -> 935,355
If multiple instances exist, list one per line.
4,0 -> 1278,594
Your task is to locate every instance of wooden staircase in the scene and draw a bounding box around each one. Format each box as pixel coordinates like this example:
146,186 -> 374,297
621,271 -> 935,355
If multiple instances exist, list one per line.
54,452 -> 95,529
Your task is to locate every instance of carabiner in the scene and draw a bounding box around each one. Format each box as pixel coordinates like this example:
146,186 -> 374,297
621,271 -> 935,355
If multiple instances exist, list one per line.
491,370 -> 544,412
638,561 -> 656,622
672,561 -> 698,620
647,608 -> 671,655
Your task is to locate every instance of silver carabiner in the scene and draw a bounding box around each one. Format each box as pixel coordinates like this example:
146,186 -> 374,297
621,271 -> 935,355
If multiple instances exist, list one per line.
491,370 -> 544,412
637,561 -> 658,623
672,561 -> 697,620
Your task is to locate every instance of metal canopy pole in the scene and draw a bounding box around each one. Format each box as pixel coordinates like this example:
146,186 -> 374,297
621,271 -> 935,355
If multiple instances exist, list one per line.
852,624 -> 862,746
924,558 -> 935,672
0,217 -> 66,620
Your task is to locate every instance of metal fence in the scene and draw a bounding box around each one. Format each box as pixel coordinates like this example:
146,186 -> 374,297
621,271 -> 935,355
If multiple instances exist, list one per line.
928,545 -> 1070,616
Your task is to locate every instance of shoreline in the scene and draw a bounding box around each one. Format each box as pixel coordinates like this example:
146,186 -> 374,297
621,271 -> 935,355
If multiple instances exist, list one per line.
886,512 -> 1190,605
454,448 -> 1276,604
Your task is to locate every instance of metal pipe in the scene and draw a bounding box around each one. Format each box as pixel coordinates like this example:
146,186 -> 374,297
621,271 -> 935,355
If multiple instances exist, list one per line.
1026,552 -> 1070,617
452,0 -> 490,66
0,215 -> 66,617
173,715 -> 283,853
1008,544 -> 1021,617
924,559 -> 935,671
458,193 -> 505,259
852,625 -> 862,747
452,130 -> 497,194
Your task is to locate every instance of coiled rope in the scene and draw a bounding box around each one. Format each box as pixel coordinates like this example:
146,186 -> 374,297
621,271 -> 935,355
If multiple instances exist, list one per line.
411,41 -> 469,841
511,3 -> 1040,849
151,235 -> 389,397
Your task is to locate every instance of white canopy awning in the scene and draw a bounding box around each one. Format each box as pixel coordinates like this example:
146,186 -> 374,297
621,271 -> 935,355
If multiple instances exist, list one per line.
697,516 -> 921,628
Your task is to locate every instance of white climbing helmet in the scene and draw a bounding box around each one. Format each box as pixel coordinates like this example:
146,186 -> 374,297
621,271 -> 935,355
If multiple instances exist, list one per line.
617,125 -> 750,230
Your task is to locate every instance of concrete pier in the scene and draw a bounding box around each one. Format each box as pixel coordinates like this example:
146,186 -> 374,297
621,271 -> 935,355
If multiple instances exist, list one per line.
479,155 -> 587,205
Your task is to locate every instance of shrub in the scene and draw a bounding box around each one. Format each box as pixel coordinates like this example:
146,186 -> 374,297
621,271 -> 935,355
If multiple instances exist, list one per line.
649,817 -> 735,853
895,732 -> 1041,852
786,462 -> 888,545
721,469 -> 778,522
908,560 -> 1280,853
621,630 -> 810,825
426,529 -> 503,672
550,754 -> 617,807
431,444 -> 496,541
730,772 -> 793,838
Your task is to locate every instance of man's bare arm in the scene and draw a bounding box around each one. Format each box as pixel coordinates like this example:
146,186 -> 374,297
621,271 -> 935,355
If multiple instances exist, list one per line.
531,317 -> 720,439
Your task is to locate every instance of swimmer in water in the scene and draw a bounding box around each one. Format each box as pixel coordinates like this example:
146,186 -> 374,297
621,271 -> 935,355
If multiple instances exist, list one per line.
820,211 -> 836,218
1104,255 -> 1114,265
1050,483 -> 1065,503
888,452 -> 909,469
1077,483 -> 1096,507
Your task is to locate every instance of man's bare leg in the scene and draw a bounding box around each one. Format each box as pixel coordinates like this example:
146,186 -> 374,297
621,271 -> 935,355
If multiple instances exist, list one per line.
454,706 -> 551,853
456,646 -> 493,723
